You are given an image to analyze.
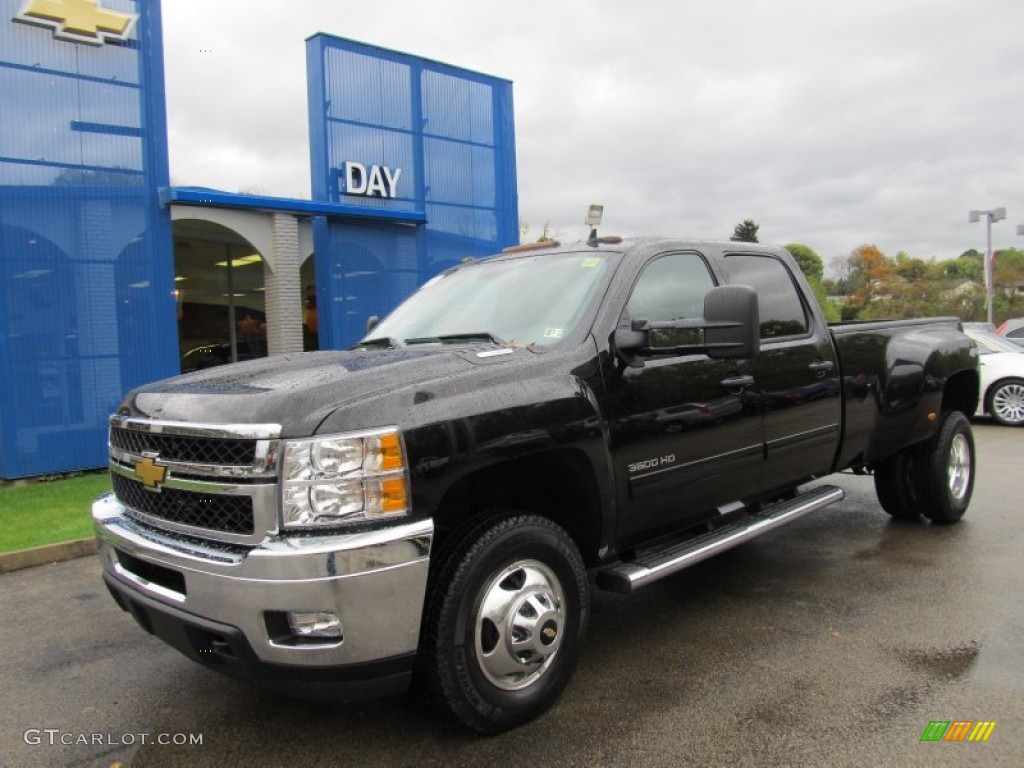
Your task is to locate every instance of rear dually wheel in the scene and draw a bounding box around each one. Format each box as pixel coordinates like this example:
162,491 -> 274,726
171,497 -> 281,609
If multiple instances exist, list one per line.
873,410 -> 974,525
920,411 -> 974,524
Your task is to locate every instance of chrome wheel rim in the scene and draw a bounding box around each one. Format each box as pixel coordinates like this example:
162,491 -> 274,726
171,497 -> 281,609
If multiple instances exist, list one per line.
947,433 -> 971,501
474,559 -> 565,691
992,383 -> 1024,425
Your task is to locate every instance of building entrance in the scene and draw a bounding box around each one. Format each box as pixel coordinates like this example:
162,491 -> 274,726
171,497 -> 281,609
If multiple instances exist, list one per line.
173,220 -> 267,372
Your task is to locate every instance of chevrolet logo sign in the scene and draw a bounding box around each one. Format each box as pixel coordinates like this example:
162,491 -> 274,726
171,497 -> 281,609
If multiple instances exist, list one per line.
134,456 -> 167,491
13,0 -> 137,46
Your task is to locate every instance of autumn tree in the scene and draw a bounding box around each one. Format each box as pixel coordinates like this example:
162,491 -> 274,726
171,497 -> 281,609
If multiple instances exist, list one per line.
829,245 -> 1000,322
839,245 -> 898,320
730,219 -> 759,243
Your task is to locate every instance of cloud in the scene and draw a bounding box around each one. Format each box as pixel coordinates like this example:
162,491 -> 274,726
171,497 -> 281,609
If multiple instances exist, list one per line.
161,0 -> 1024,262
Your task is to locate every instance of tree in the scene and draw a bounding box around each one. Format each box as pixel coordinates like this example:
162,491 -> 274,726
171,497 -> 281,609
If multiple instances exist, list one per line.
518,220 -> 559,244
785,243 -> 838,321
994,248 -> 1024,295
730,219 -> 759,243
940,253 -> 982,282
822,244 -> 1017,324
892,251 -> 928,281
785,243 -> 824,281
837,245 -> 898,320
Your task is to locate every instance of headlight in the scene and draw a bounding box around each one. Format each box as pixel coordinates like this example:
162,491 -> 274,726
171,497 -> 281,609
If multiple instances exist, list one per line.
281,428 -> 410,528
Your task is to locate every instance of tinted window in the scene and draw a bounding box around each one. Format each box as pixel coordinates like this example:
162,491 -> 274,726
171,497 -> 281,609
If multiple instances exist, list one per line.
725,254 -> 808,339
624,252 -> 715,348
626,252 -> 715,321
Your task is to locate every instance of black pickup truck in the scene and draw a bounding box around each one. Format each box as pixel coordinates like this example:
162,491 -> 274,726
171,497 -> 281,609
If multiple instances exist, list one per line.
93,237 -> 979,733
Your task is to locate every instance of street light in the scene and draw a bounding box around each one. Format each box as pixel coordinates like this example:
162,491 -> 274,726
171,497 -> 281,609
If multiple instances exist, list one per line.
969,207 -> 1006,326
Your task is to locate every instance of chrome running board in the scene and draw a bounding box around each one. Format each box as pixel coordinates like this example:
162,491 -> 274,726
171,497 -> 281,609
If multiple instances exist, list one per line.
596,485 -> 844,594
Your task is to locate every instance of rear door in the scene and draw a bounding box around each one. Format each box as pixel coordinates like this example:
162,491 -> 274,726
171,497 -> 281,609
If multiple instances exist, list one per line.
601,250 -> 764,545
722,252 -> 841,493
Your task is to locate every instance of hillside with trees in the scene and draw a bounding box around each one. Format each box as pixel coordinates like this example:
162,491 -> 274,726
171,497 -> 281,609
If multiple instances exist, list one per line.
824,244 -> 1024,323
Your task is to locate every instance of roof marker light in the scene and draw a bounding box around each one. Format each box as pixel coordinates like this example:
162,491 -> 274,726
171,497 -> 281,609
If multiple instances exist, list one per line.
501,240 -> 561,253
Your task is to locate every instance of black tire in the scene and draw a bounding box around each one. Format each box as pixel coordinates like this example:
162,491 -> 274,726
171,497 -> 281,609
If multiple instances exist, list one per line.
418,514 -> 589,734
874,446 -> 924,520
919,411 -> 975,525
986,378 -> 1024,426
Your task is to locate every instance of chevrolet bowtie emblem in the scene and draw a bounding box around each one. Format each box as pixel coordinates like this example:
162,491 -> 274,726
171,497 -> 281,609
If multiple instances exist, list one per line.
134,456 -> 167,491
13,0 -> 138,46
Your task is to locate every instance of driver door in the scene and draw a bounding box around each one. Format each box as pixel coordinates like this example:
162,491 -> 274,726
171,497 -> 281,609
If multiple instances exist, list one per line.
601,251 -> 764,545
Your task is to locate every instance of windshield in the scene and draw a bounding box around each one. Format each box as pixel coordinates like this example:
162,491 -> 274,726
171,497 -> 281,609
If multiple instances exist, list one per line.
363,251 -> 616,348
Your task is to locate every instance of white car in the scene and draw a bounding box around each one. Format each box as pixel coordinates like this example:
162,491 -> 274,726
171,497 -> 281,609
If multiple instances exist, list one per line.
964,328 -> 1024,426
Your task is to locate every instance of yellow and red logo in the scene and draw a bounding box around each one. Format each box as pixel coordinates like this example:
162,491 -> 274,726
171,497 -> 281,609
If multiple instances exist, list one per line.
12,0 -> 137,46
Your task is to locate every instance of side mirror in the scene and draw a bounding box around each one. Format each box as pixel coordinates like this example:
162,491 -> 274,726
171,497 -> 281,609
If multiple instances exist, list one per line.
611,326 -> 648,368
703,285 -> 759,359
365,315 -> 380,334
611,284 -> 759,367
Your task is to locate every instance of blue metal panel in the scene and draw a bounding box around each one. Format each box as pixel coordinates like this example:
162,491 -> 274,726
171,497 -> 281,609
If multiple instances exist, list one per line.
313,218 -> 420,347
306,35 -> 519,350
0,0 -> 175,478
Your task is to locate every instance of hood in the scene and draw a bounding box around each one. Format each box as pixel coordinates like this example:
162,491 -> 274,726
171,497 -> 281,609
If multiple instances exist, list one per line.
121,347 -> 520,437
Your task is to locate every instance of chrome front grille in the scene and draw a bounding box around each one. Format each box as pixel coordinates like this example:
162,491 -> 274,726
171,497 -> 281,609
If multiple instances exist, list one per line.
110,427 -> 256,466
111,473 -> 255,535
108,416 -> 282,545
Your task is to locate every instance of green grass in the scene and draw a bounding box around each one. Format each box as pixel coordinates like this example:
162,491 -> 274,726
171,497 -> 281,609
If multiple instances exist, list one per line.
0,472 -> 110,553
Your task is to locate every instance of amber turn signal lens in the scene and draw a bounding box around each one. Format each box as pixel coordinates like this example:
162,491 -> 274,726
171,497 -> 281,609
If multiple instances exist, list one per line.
378,432 -> 404,471
380,477 -> 407,513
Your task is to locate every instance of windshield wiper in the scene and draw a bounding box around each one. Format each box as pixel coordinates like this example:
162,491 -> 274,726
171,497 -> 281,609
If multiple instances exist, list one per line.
405,332 -> 508,346
353,336 -> 402,349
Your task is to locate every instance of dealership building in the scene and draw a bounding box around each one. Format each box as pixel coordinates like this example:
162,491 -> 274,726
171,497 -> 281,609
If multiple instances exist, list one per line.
0,0 -> 519,478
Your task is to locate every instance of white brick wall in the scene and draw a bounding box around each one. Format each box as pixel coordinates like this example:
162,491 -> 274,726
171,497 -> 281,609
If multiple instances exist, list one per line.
264,213 -> 303,355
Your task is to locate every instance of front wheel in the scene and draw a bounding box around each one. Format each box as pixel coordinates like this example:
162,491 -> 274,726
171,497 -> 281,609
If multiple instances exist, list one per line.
986,378 -> 1024,426
919,410 -> 975,524
418,515 -> 589,733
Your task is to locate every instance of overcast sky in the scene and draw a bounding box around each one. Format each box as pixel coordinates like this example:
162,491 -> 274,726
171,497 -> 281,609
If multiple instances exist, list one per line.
161,0 -> 1024,269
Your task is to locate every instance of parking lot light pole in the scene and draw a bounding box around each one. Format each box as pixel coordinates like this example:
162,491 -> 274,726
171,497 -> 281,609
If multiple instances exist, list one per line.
969,207 -> 1006,326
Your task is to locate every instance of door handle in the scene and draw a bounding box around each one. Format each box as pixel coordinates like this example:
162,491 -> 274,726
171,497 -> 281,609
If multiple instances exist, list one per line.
809,360 -> 834,377
720,375 -> 754,390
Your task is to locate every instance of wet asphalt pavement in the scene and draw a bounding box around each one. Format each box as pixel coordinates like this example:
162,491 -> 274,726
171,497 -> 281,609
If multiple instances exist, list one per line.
1,422 -> 1021,768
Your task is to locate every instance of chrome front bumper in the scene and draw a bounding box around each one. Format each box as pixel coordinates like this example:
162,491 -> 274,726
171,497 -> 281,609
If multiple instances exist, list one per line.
93,492 -> 433,671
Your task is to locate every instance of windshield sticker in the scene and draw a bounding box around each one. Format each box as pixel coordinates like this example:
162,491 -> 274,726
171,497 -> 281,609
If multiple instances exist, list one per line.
543,328 -> 565,339
580,258 -> 601,268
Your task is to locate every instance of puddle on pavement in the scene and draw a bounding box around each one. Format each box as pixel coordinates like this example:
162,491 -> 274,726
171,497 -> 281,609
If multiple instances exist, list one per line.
895,640 -> 981,678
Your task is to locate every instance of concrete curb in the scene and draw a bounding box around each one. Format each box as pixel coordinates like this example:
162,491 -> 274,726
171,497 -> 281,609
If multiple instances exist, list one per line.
0,538 -> 97,574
